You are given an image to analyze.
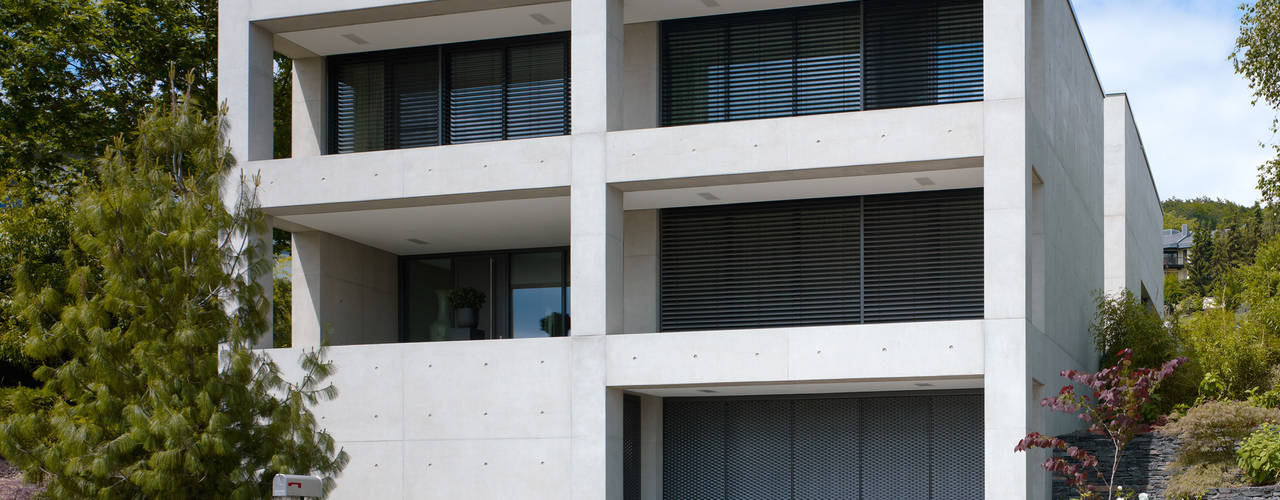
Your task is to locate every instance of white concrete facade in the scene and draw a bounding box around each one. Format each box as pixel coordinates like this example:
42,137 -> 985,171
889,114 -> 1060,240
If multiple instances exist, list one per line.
216,0 -> 1164,498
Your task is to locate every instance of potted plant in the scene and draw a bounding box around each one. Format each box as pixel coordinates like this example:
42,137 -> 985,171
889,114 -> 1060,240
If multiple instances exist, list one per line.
447,287 -> 487,329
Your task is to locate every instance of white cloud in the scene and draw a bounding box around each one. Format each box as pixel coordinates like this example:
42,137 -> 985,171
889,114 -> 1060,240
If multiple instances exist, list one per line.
1072,0 -> 1276,203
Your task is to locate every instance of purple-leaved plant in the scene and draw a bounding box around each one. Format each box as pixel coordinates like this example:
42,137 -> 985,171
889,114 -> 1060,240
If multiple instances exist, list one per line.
1015,349 -> 1186,500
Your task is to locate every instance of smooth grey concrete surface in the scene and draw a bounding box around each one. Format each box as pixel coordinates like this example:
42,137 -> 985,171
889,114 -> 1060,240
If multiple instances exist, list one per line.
1104,94 -> 1164,313
215,0 -> 1170,498
291,231 -> 398,347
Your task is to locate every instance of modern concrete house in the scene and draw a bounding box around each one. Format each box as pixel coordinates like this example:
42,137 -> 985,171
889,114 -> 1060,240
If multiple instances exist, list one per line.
1163,224 -> 1193,280
217,0 -> 1163,498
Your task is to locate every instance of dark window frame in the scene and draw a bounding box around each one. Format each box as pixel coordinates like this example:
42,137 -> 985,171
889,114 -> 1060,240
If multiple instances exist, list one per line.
397,246 -> 570,342
327,32 -> 571,155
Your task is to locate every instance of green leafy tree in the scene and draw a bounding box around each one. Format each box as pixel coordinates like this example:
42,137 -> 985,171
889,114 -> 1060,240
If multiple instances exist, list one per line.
1163,197 -> 1254,232
0,1 -> 298,385
1235,0 -> 1280,223
1189,223 -> 1217,295
1091,290 -> 1196,411
0,90 -> 346,498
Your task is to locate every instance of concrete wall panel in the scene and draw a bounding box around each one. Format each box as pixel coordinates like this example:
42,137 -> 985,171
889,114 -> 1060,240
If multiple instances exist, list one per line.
252,136 -> 571,211
606,103 -> 984,184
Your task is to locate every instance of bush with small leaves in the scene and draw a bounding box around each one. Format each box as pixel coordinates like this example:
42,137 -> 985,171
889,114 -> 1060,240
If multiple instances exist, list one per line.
1163,400 -> 1280,464
1238,423 -> 1280,485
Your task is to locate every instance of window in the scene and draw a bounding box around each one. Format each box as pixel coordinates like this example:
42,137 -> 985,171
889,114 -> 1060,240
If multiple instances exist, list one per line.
659,189 -> 983,331
660,0 -> 982,127
400,248 -> 569,341
329,33 -> 569,154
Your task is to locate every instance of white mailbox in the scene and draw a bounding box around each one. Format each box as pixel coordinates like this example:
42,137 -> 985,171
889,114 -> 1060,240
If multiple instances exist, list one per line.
272,474 -> 324,499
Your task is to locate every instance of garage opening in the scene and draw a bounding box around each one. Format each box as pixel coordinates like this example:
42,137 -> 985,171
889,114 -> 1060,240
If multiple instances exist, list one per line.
660,391 -> 983,499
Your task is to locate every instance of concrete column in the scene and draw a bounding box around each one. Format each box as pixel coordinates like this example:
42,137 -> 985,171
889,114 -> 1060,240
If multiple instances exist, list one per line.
622,22 -> 659,130
292,57 -> 328,158
982,0 -> 1034,497
290,231 -> 399,348
219,0 -> 275,347
639,395 -> 663,500
569,2 -> 625,499
623,210 -> 659,333
217,0 -> 274,163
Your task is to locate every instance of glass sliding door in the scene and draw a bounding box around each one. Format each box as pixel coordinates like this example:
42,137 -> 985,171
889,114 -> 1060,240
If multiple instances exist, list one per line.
400,248 -> 568,342
510,251 -> 568,338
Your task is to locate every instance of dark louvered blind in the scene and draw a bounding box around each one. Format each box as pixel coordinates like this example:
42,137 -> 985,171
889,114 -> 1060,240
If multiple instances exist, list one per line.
329,34 -> 567,154
663,392 -> 984,500
446,36 -> 570,144
660,197 -> 862,331
864,0 -> 983,109
661,0 -> 981,127
659,189 -> 982,331
662,3 -> 862,126
331,49 -> 438,153
863,189 -> 983,322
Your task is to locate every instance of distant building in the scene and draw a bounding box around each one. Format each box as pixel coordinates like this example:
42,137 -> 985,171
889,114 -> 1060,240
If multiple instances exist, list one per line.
1163,224 -> 1194,279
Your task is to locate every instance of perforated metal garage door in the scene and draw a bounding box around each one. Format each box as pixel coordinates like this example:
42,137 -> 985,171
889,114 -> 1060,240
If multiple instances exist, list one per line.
662,392 -> 983,500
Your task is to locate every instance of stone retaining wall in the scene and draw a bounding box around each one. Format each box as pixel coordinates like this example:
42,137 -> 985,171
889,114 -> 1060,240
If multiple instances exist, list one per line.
1049,432 -> 1280,499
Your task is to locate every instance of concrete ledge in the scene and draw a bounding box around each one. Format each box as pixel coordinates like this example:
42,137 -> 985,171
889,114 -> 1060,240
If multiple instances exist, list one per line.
604,320 -> 986,387
245,135 -> 571,214
605,103 -> 984,185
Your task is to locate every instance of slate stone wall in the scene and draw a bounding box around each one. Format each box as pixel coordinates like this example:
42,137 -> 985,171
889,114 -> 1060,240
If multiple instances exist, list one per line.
1049,432 -> 1280,499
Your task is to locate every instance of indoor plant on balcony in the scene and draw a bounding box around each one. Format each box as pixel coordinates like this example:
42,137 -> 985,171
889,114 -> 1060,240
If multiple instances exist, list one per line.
448,287 -> 487,329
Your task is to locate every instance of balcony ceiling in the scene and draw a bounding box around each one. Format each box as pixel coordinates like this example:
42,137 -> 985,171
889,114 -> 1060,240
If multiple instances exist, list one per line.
275,0 -> 847,56
278,196 -> 570,255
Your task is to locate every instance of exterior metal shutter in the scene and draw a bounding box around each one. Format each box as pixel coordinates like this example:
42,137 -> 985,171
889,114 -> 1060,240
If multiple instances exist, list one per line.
623,395 -> 641,500
660,3 -> 862,126
864,0 -> 983,109
659,189 -> 982,332
329,34 -> 568,153
446,35 -> 570,144
661,0 -> 982,127
659,197 -> 863,332
862,188 -> 984,323
663,392 -> 984,500
331,47 -> 440,153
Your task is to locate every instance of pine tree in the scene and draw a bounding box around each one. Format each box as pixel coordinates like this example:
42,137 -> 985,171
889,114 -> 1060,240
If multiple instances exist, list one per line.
1188,223 -> 1217,294
0,84 -> 347,498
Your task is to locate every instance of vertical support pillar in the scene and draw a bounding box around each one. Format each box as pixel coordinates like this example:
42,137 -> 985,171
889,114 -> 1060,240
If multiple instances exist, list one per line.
219,0 -> 276,347
293,57 -> 327,158
569,1 -> 625,499
982,0 -> 1033,497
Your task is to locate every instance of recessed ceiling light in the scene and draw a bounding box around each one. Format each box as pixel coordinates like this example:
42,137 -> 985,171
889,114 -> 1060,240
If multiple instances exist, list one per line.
529,13 -> 555,25
697,389 -> 718,393
701,0 -> 721,7
341,33 -> 369,45
697,192 -> 720,201
914,382 -> 935,387
914,177 -> 935,186
406,238 -> 430,245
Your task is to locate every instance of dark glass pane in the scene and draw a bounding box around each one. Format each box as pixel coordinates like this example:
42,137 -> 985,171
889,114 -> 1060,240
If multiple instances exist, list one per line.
511,251 -> 566,338
507,42 -> 568,139
334,61 -> 385,153
391,58 -> 440,148
403,258 -> 452,342
448,48 -> 505,144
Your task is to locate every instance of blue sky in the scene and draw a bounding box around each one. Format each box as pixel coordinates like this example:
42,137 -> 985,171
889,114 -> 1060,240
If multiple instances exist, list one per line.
1072,0 -> 1275,204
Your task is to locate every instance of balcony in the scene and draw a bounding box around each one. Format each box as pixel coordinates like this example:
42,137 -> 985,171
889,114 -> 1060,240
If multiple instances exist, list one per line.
278,0 -> 983,159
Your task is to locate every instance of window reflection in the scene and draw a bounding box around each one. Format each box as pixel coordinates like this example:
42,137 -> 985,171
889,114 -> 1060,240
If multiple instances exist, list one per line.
511,251 -> 567,338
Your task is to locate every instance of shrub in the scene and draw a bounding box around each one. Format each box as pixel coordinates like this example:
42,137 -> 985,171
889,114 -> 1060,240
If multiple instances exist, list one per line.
447,287 -> 487,310
1178,308 -> 1274,400
1238,423 -> 1280,485
1163,400 -> 1280,464
1016,349 -> 1185,499
1165,463 -> 1239,500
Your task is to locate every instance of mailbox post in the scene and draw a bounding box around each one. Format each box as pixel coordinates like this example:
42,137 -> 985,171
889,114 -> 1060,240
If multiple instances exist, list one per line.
271,474 -> 323,499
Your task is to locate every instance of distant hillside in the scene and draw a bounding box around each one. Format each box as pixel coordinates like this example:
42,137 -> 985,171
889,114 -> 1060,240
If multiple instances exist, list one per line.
1162,197 -> 1256,230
